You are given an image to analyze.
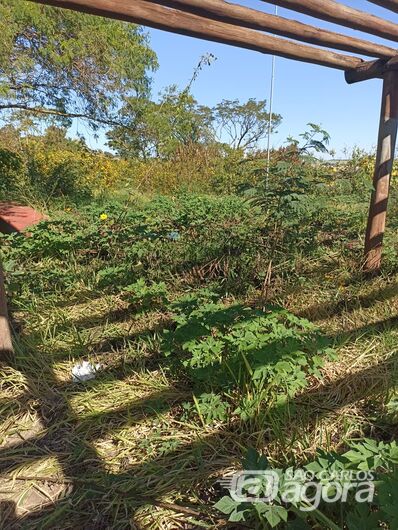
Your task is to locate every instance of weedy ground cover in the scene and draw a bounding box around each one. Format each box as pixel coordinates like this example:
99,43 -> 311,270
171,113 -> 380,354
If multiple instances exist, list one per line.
1,180 -> 398,528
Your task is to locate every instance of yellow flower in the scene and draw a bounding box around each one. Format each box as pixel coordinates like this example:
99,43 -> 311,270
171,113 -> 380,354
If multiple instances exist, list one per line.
100,213 -> 108,221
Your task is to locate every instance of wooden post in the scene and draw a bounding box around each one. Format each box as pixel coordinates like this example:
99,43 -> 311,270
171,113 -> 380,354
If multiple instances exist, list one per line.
364,70 -> 398,273
0,265 -> 13,361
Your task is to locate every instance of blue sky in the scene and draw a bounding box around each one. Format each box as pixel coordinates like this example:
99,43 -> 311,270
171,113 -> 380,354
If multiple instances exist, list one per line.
84,1 -> 398,157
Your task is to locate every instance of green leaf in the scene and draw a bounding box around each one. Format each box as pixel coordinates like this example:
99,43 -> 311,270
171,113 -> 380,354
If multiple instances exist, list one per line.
243,447 -> 268,471
346,504 -> 380,530
255,504 -> 288,528
214,496 -> 238,515
228,508 -> 247,522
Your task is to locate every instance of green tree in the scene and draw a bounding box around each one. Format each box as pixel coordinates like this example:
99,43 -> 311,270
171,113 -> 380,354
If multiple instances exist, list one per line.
286,122 -> 331,155
213,98 -> 281,151
108,86 -> 213,159
0,0 -> 157,129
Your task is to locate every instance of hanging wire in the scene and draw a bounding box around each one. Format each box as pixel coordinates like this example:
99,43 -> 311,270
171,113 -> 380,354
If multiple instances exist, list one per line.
265,4 -> 278,187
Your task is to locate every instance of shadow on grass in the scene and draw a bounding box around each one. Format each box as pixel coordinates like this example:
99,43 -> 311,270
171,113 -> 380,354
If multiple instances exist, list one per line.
297,281 -> 398,322
1,303 -> 398,528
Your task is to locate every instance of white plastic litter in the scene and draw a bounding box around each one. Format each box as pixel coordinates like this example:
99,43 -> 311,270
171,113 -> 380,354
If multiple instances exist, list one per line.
167,230 -> 180,241
72,360 -> 100,383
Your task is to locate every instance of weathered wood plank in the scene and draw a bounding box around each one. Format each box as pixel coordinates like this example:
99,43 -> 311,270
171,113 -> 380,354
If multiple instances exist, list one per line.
345,56 -> 398,84
364,70 -> 398,272
261,0 -> 398,42
0,266 -> 13,361
368,0 -> 398,14
28,0 -> 363,70
151,0 -> 397,58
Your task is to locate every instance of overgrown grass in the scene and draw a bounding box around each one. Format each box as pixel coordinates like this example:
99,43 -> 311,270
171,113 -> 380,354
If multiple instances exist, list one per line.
1,185 -> 398,528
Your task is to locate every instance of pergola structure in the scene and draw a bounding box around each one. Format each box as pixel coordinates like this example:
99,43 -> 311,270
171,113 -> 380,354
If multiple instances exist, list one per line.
23,0 -> 398,273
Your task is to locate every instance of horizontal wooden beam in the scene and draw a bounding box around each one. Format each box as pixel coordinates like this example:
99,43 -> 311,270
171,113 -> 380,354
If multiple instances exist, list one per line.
345,55 -> 398,83
261,0 -> 398,43
151,0 -> 396,58
28,0 -> 364,70
368,0 -> 398,14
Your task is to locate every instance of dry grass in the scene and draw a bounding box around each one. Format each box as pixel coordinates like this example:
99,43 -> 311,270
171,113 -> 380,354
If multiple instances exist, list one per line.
1,259 -> 398,528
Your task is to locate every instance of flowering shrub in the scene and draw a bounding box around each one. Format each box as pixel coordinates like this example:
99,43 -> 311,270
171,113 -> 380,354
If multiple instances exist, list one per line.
24,138 -> 129,197
356,153 -> 398,180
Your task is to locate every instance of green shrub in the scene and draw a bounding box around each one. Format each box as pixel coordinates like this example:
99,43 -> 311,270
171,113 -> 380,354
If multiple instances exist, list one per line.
162,300 -> 334,419
216,442 -> 398,529
0,147 -> 23,195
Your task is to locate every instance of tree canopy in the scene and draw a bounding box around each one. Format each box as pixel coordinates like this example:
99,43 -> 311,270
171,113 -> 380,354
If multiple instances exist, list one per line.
108,92 -> 282,159
213,98 -> 281,151
0,0 -> 157,129
0,3 -> 281,161
107,86 -> 214,159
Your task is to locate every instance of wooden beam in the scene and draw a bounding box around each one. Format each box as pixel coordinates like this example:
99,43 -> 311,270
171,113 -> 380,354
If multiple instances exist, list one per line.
368,0 -> 398,14
0,266 -> 13,361
261,0 -> 398,43
150,0 -> 397,59
345,56 -> 398,84
364,70 -> 398,272
29,0 -> 363,70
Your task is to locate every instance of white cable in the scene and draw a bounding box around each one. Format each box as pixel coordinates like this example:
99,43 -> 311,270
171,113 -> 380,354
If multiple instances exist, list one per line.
266,4 -> 278,186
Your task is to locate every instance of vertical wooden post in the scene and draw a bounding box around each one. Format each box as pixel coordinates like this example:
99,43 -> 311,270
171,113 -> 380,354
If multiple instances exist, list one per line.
364,70 -> 398,273
0,265 -> 13,361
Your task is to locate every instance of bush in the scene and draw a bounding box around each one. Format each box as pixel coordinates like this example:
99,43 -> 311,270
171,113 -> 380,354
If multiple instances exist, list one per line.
162,299 -> 332,398
0,148 -> 22,194
24,137 -> 129,198
0,127 -> 130,200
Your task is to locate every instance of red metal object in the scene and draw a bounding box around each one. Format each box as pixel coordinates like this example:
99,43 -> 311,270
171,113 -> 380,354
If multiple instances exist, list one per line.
0,203 -> 45,233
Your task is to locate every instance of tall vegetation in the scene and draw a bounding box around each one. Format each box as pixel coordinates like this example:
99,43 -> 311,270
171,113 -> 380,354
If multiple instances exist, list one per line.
0,0 -> 157,129
213,98 -> 281,150
107,86 -> 214,159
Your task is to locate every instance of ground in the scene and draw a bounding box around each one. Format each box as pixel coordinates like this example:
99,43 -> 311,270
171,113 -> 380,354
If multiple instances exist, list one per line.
1,275 -> 397,527
0,195 -> 397,528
